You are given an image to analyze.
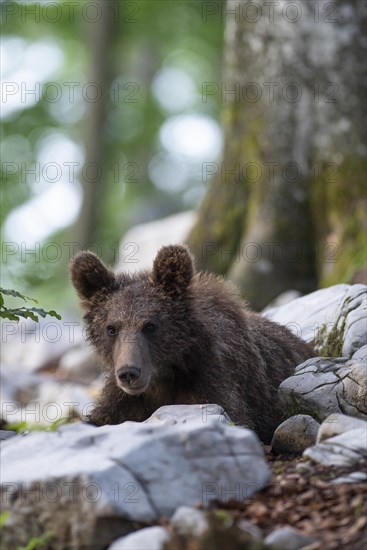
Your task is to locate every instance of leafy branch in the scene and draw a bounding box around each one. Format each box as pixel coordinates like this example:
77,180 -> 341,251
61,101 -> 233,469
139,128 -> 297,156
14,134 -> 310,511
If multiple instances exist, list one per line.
0,288 -> 61,323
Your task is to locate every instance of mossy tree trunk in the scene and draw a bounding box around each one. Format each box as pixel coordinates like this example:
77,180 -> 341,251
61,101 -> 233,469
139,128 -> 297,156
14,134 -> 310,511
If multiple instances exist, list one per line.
187,0 -> 366,309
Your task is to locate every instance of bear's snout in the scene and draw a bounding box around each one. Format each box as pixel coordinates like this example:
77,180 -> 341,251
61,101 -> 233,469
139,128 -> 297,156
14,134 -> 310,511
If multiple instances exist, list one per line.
115,362 -> 151,395
116,366 -> 141,385
113,331 -> 152,395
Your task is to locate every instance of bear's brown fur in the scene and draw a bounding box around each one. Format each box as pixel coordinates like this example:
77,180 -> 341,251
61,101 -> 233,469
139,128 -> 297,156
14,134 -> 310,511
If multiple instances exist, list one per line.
70,244 -> 313,442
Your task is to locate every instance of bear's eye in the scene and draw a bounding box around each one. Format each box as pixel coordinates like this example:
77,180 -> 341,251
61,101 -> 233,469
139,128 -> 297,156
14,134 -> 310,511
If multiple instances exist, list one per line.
106,325 -> 117,336
143,322 -> 157,335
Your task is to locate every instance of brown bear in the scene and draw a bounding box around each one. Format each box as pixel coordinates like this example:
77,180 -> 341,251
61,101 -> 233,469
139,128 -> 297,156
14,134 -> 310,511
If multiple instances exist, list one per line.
70,244 -> 313,442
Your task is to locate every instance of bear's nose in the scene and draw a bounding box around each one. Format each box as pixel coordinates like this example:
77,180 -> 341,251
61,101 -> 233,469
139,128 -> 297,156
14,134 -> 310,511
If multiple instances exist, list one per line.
116,366 -> 142,385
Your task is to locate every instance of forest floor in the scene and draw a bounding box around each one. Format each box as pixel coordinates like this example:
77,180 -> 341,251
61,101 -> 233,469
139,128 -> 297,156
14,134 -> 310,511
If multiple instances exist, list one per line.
160,446 -> 366,550
204,448 -> 367,549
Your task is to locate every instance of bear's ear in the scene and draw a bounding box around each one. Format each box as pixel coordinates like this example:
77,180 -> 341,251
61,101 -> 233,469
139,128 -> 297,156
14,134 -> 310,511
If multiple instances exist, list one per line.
69,252 -> 116,305
152,244 -> 195,297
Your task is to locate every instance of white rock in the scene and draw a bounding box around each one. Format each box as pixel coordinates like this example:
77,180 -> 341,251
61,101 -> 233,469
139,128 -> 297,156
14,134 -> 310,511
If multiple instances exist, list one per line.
108,527 -> 169,550
0,317 -> 84,373
262,290 -> 302,312
171,506 -> 209,537
303,426 -> 367,468
331,471 -> 367,484
0,405 -> 270,549
0,363 -> 96,426
342,288 -> 367,356
353,345 -> 367,362
144,403 -> 231,426
278,356 -> 367,422
115,211 -> 195,273
317,413 -> 367,443
57,345 -> 99,384
265,526 -> 317,549
264,284 -> 367,355
0,431 -> 16,442
0,364 -> 45,404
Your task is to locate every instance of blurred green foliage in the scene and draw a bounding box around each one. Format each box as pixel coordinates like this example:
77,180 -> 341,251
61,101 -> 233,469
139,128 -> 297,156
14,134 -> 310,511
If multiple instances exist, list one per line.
1,0 -> 225,310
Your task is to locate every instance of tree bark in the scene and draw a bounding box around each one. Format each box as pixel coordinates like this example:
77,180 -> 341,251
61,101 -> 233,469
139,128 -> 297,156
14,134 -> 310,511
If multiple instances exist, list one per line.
187,0 -> 366,309
74,0 -> 116,249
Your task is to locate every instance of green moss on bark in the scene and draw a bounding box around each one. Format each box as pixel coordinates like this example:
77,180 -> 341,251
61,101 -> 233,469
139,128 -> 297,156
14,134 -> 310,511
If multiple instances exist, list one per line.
311,156 -> 367,286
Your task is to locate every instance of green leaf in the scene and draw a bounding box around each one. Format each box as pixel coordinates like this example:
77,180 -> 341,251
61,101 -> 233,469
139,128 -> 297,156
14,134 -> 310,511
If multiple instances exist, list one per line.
30,308 -> 62,320
0,290 -> 61,323
9,309 -> 39,322
0,288 -> 37,303
47,310 -> 62,320
0,311 -> 20,321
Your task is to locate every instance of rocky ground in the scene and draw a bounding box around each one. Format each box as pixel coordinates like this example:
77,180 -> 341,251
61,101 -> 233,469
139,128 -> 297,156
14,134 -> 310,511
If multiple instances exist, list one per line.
202,451 -> 367,550
0,283 -> 366,550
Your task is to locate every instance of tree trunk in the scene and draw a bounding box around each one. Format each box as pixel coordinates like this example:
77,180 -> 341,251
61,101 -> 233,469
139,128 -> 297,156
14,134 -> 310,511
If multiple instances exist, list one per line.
74,0 -> 116,249
187,0 -> 366,309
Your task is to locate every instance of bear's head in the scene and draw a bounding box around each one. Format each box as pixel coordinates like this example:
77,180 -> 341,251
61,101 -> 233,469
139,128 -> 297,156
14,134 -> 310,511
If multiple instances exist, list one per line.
70,245 -> 200,396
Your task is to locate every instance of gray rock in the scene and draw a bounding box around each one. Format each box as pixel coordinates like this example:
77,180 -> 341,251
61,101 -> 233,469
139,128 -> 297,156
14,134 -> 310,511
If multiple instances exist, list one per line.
0,405 -> 270,549
262,290 -> 302,312
342,288 -> 367,357
271,415 -> 319,455
0,316 -> 85,373
303,423 -> 367,468
108,527 -> 170,550
36,381 -> 96,423
264,284 -> 366,356
0,430 -> 16,441
264,526 -> 317,549
237,519 -> 263,540
57,345 -> 99,384
116,211 -> 195,273
144,403 -> 231,426
305,414 -> 367,468
1,379 -> 96,426
317,413 -> 367,443
278,356 -> 367,422
331,471 -> 367,484
353,345 -> 367,362
0,365 -> 47,405
171,506 -> 209,537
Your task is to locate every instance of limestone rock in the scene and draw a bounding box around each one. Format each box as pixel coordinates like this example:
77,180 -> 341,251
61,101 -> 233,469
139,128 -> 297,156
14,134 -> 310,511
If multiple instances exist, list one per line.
353,345 -> 367,362
303,415 -> 367,468
144,403 -> 231,426
264,526 -> 317,549
0,430 -> 16,442
317,413 -> 367,443
278,356 -> 367,422
171,506 -> 209,537
115,211 -> 195,274
342,288 -> 367,357
108,527 -> 169,550
57,345 -> 99,384
0,405 -> 269,550
264,284 -> 367,356
331,471 -> 367,484
0,317 -> 84,373
262,290 -> 302,312
271,415 -> 319,455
